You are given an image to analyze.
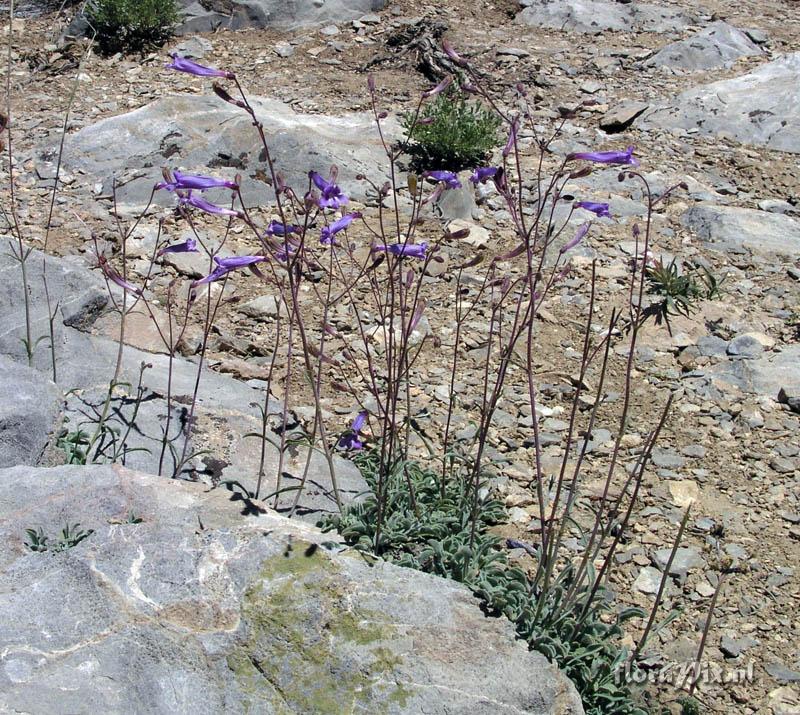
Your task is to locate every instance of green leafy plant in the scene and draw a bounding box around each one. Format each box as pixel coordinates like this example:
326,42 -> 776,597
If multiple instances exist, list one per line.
322,450 -> 651,715
402,90 -> 501,171
646,258 -> 697,319
86,0 -> 179,55
645,258 -> 725,323
694,264 -> 725,301
679,696 -> 701,715
57,420 -> 91,465
23,527 -> 50,553
24,523 -> 94,553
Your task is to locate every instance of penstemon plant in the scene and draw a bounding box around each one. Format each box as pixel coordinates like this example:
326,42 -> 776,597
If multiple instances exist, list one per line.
97,42 -> 684,531
89,42 -> 707,715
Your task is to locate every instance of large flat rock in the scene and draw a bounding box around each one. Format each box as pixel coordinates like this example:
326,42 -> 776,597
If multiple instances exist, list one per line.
681,203 -> 800,256
56,94 -> 393,213
516,0 -> 695,33
706,346 -> 800,401
647,21 -> 763,71
0,463 -> 584,715
638,53 -> 800,153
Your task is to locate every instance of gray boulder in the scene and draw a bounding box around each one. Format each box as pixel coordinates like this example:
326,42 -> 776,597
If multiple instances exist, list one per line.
0,463 -> 584,715
177,0 -> 388,34
0,355 -> 62,468
56,94 -> 393,213
681,204 -> 800,256
638,53 -> 800,153
710,346 -> 800,401
516,0 -> 695,34
647,21 -> 763,72
0,245 -> 109,347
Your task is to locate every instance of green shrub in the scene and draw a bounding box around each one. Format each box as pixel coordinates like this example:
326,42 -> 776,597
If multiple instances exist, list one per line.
87,0 -> 179,55
402,91 -> 501,171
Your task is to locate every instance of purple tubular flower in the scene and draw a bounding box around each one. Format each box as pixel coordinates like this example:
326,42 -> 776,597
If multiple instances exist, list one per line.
373,242 -> 428,259
575,201 -> 611,218
165,53 -> 235,79
157,170 -> 238,193
309,171 -> 349,210
264,220 -> 299,236
502,118 -> 519,158
567,145 -> 639,167
320,212 -> 361,245
181,194 -> 239,217
214,255 -> 265,270
158,238 -> 199,256
352,411 -> 367,432
560,223 -> 590,255
337,433 -> 363,450
422,75 -> 452,98
423,170 -> 461,190
97,256 -> 142,295
192,254 -> 265,287
442,39 -> 468,68
111,275 -> 142,294
338,410 -> 368,450
192,266 -> 229,287
470,166 -> 500,185
105,268 -> 141,294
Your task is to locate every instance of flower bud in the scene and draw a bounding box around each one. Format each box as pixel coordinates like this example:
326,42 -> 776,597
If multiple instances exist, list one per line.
212,83 -> 247,109
422,75 -> 452,99
442,39 -> 469,68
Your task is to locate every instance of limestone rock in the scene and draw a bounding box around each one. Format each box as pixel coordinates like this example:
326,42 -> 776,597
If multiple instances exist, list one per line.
647,21 -> 763,71
55,94 -> 394,213
239,294 -> 285,319
177,0 -> 388,34
681,204 -> 800,256
0,355 -> 62,468
600,101 -> 649,133
516,0 -> 695,34
0,463 -> 584,715
0,249 -> 364,519
639,53 -> 800,153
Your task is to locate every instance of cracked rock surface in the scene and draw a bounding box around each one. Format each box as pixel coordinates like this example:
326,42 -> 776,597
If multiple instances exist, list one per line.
0,464 -> 583,715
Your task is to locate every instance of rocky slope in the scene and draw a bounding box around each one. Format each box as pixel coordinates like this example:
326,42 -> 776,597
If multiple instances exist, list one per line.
0,0 -> 799,713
